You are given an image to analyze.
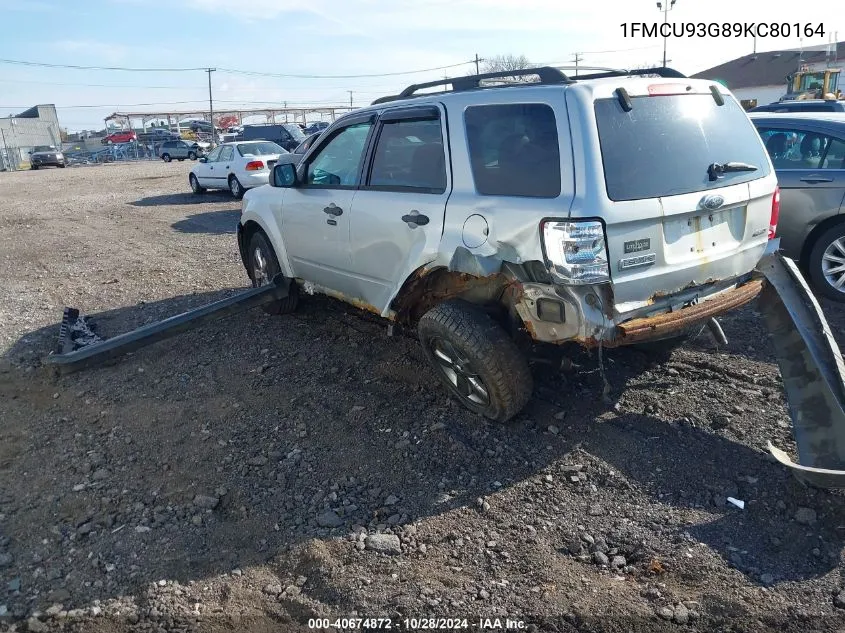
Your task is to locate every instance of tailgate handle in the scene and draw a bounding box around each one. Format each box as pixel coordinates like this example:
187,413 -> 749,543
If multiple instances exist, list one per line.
800,176 -> 833,184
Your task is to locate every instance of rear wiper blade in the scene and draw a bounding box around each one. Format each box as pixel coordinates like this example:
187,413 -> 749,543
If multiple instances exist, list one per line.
708,161 -> 758,182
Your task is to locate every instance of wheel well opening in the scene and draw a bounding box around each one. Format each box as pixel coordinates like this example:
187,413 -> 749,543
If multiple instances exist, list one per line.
391,267 -> 525,333
239,220 -> 263,272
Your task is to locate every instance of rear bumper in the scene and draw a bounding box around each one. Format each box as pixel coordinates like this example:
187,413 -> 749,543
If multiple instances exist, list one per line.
239,172 -> 270,188
516,275 -> 764,347
608,278 -> 762,346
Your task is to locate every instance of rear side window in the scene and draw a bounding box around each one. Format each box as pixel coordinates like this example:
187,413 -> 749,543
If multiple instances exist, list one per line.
595,94 -> 771,201
368,118 -> 446,192
465,104 -> 561,198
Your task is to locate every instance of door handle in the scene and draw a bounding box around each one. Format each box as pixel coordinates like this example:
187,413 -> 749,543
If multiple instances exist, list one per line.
323,204 -> 343,216
800,176 -> 833,183
402,211 -> 429,227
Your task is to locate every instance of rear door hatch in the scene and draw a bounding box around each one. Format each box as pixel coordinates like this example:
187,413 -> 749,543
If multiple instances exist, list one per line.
585,81 -> 777,311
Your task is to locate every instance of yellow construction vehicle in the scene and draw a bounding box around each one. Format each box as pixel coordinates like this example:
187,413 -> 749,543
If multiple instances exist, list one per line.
782,65 -> 843,101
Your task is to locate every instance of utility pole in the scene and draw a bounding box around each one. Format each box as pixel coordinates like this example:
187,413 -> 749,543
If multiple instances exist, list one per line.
572,52 -> 583,76
348,91 -> 353,108
656,0 -> 676,68
206,68 -> 216,145
474,53 -> 482,74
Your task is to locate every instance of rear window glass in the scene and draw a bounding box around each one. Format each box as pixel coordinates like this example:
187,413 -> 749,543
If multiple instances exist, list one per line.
465,104 -> 561,198
595,94 -> 771,201
237,141 -> 284,156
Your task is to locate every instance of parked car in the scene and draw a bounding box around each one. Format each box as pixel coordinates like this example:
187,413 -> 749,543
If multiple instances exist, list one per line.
749,112 -> 845,301
241,123 -> 306,152
189,140 -> 287,198
275,131 -> 323,167
304,121 -> 330,135
158,140 -> 204,162
138,128 -> 180,142
236,67 -> 780,422
29,145 -> 65,169
189,120 -> 218,134
102,130 -> 137,144
749,99 -> 845,114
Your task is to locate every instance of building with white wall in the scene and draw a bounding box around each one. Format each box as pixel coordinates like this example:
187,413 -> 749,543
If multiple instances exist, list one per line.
692,42 -> 845,108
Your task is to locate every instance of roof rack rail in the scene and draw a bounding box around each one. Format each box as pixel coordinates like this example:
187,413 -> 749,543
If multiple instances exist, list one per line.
370,66 -> 687,105
572,66 -> 687,80
371,66 -> 572,105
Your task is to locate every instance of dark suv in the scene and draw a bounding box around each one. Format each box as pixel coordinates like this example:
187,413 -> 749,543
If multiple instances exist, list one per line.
29,145 -> 65,169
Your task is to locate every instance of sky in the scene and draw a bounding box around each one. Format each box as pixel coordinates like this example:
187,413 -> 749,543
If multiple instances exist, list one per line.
0,0 -> 842,130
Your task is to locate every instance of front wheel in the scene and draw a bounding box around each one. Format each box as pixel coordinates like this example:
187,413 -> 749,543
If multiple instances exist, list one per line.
189,173 -> 206,194
418,300 -> 533,423
247,231 -> 298,315
808,222 -> 845,302
161,154 -> 171,163
188,151 -> 197,160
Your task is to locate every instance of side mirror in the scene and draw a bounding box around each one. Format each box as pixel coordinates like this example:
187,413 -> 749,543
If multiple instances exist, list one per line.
198,157 -> 208,163
271,163 -> 298,188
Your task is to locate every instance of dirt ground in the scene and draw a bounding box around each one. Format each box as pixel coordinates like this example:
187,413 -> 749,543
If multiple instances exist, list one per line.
1,161 -> 844,633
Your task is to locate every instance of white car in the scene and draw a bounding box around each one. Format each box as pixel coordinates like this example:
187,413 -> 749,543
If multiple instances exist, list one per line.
189,140 -> 288,198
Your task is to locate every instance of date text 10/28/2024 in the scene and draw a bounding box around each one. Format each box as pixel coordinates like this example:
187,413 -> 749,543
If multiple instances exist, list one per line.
621,22 -> 825,39
307,618 -> 529,630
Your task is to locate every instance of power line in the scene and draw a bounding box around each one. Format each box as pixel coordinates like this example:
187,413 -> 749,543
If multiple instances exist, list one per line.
0,56 -> 476,79
0,98 -> 359,110
0,58 -> 205,72
0,78 -> 206,90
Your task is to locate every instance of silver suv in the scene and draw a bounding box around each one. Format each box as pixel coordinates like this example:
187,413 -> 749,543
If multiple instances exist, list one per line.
158,140 -> 203,162
237,66 -> 779,422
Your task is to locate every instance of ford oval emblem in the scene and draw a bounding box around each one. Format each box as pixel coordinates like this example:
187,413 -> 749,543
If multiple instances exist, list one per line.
702,194 -> 724,210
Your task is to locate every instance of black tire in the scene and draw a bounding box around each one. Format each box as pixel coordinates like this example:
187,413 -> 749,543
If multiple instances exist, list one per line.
58,163 -> 66,168
177,158 -> 185,162
30,165 -> 38,170
162,154 -> 171,163
229,175 -> 244,199
188,151 -> 197,160
418,300 -> 533,423
246,230 -> 298,315
189,173 -> 206,194
808,222 -> 845,302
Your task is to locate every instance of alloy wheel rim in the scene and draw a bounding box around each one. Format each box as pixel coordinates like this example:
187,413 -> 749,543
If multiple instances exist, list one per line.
231,179 -> 240,195
430,337 -> 489,406
252,247 -> 269,286
190,175 -> 198,191
822,237 -> 845,293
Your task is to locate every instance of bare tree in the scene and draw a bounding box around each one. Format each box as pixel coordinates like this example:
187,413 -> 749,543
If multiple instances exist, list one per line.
481,54 -> 534,82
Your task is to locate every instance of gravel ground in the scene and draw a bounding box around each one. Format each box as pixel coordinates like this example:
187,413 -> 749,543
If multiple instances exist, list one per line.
1,161 -> 845,633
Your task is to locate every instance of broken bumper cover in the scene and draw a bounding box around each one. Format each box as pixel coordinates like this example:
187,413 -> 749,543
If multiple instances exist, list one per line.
609,279 -> 763,346
516,277 -> 763,348
756,251 -> 845,488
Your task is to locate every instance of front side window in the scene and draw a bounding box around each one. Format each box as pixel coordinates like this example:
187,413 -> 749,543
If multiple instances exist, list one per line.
306,122 -> 373,187
464,103 -> 561,198
368,118 -> 446,192
205,147 -> 222,162
757,127 -> 840,169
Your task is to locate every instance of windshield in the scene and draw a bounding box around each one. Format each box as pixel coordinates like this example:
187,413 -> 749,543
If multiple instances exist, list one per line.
594,94 -> 771,201
33,146 -> 54,152
283,124 -> 306,142
237,141 -> 286,156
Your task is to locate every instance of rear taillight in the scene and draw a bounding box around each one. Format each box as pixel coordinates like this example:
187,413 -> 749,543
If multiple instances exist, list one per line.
245,160 -> 264,171
769,186 -> 780,239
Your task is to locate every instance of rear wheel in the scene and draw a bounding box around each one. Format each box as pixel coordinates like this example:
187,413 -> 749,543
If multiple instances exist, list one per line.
189,173 -> 205,194
417,300 -> 533,423
229,175 -> 244,199
161,154 -> 171,163
808,222 -> 845,302
247,230 -> 298,315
